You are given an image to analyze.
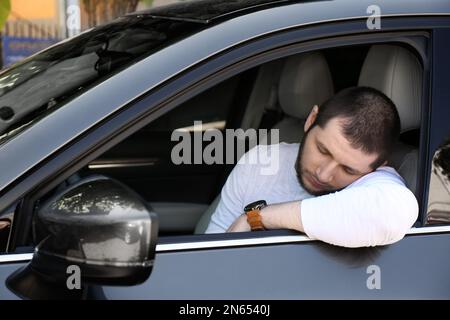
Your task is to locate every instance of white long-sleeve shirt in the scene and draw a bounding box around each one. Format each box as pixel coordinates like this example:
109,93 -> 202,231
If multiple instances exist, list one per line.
205,143 -> 418,248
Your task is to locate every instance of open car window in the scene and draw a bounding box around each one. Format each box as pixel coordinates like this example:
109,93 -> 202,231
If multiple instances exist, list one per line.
18,39 -> 425,244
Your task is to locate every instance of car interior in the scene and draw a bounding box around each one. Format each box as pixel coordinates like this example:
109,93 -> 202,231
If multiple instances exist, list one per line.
31,42 -> 424,240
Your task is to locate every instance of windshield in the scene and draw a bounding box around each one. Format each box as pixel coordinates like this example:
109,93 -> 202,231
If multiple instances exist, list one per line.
0,15 -> 206,145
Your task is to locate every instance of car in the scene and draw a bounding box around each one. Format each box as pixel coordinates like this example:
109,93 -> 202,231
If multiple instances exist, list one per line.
0,0 -> 450,300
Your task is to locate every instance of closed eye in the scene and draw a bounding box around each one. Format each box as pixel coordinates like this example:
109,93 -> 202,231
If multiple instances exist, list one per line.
317,143 -> 329,155
343,166 -> 358,175
317,141 -> 361,175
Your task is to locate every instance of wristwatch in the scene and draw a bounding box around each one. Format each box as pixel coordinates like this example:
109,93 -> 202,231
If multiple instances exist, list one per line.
244,200 -> 267,231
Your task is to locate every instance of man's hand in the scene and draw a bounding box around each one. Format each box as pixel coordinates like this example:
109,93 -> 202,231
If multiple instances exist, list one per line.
227,201 -> 305,233
227,214 -> 251,232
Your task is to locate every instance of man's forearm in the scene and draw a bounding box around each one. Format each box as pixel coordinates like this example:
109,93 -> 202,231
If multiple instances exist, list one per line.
260,201 -> 305,232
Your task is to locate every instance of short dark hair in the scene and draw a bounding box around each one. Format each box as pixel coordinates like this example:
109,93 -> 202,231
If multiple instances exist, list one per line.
314,86 -> 401,169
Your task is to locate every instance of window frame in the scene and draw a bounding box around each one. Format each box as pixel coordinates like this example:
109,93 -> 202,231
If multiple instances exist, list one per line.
4,17 -> 443,253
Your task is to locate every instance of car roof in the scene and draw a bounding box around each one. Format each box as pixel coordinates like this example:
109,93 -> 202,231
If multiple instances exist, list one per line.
132,0 -> 450,24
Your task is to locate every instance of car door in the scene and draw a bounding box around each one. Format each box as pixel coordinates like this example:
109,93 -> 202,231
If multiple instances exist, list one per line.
1,17 -> 450,300
93,22 -> 450,299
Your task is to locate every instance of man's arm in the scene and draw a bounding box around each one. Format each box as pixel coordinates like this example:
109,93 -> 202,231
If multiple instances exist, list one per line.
227,200 -> 304,232
229,170 -> 419,248
299,182 -> 418,247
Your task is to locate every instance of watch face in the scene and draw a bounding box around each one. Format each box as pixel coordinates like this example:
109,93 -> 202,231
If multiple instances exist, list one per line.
244,200 -> 267,212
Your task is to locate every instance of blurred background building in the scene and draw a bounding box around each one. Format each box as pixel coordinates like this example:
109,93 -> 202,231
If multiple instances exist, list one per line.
1,0 -> 183,68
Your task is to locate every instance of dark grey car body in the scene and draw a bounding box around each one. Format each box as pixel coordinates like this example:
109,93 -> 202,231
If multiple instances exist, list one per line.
1,0 -> 450,299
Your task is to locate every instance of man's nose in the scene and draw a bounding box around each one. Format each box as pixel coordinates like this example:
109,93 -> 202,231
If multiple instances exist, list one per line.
316,161 -> 338,183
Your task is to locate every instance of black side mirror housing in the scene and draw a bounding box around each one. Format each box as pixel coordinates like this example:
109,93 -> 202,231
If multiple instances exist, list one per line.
7,175 -> 158,299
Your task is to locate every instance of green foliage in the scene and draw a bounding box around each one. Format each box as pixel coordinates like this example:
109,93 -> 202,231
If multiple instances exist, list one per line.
142,0 -> 154,5
0,0 -> 11,31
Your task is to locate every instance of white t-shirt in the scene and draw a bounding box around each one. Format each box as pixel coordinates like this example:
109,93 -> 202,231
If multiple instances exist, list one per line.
205,143 -> 419,248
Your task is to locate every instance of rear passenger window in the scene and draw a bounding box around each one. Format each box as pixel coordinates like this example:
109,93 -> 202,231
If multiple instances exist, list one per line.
426,133 -> 450,224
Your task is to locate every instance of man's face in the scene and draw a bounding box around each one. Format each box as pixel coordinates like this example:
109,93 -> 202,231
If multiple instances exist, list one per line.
295,107 -> 379,196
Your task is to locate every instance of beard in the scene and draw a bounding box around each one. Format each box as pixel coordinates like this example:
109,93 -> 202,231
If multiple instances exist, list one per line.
294,128 -> 339,196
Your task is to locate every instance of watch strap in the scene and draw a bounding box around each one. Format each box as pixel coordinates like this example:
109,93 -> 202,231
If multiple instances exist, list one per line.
246,209 -> 265,231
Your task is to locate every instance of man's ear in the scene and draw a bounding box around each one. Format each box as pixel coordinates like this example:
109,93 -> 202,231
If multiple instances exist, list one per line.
304,105 -> 319,132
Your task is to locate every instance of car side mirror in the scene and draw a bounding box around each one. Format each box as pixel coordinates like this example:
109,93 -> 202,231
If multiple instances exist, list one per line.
7,175 -> 158,300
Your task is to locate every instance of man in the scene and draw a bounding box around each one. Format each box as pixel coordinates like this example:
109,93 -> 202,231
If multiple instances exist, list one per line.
205,86 -> 418,248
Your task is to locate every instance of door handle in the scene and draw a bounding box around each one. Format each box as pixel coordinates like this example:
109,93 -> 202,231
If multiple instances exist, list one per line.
88,158 -> 160,169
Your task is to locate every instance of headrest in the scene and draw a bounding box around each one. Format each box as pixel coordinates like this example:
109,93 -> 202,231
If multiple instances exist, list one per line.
278,52 -> 334,119
358,45 -> 422,132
